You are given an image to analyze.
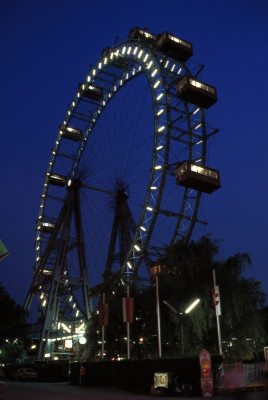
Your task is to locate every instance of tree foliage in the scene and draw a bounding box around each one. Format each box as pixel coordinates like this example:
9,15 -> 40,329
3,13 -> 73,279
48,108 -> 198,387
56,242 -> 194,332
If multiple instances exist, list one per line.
0,283 -> 30,363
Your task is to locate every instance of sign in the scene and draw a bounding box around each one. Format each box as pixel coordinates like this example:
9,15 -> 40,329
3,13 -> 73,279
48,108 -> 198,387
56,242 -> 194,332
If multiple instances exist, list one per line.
98,303 -> 108,326
212,286 -> 221,316
199,349 -> 213,397
122,297 -> 134,323
154,372 -> 169,389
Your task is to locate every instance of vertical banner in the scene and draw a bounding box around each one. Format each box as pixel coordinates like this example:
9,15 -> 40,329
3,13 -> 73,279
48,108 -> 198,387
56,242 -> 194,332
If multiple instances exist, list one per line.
212,285 -> 221,316
122,297 -> 134,323
199,349 -> 213,397
98,303 -> 108,326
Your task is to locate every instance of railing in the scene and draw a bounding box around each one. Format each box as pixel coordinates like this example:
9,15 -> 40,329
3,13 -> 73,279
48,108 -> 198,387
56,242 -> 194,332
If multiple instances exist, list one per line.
214,363 -> 266,389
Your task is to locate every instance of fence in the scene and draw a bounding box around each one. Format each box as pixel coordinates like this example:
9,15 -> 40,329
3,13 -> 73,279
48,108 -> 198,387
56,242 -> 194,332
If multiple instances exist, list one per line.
214,363 -> 266,389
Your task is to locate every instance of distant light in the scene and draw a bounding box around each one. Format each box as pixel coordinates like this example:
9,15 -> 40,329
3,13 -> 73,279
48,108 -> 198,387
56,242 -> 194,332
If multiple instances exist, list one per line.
79,337 -> 87,345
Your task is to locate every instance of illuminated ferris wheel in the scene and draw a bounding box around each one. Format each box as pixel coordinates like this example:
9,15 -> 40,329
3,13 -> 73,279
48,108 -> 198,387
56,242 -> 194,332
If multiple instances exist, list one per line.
24,28 -> 220,360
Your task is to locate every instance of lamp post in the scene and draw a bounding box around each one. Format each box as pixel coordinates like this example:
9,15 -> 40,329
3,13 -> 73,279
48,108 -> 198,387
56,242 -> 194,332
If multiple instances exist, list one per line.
163,298 -> 200,355
150,264 -> 162,358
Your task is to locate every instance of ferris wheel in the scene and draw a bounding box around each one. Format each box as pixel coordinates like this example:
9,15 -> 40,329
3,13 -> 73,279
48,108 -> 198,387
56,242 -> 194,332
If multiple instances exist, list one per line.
24,28 -> 220,360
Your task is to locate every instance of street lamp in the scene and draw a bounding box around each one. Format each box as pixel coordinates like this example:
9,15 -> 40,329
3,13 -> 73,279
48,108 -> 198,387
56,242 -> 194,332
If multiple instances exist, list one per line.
163,298 -> 200,355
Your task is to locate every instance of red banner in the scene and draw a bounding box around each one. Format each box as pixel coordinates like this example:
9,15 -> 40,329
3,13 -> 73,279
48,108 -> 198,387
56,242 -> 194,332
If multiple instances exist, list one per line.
98,303 -> 108,326
212,286 -> 221,316
122,297 -> 134,323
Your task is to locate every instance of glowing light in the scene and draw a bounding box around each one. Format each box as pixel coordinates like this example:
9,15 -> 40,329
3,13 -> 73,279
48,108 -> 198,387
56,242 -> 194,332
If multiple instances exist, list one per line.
185,298 -> 200,314
194,123 -> 202,129
146,206 -> 153,211
151,69 -> 158,77
138,50 -> 143,58
61,323 -> 71,333
133,46 -> 138,55
127,46 -> 132,54
164,60 -> 169,68
147,60 -> 153,69
134,244 -> 141,251
155,165 -> 162,170
150,186 -> 158,190
156,145 -> 164,150
143,53 -> 149,62
157,109 -> 164,116
140,226 -> 147,231
158,126 -> 165,132
153,80 -> 161,89
156,93 -> 164,101
127,262 -> 133,269
193,107 -> 200,114
121,46 -> 126,55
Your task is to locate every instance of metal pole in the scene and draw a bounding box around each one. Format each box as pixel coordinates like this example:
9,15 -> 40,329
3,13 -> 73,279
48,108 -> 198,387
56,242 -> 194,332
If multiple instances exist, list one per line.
127,286 -> 130,360
180,312 -> 184,355
213,269 -> 223,356
155,275 -> 162,358
101,293 -> 105,359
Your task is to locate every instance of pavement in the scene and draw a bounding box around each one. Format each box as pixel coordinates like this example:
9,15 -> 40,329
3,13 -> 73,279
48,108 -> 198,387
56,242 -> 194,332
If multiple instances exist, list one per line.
0,381 -> 267,400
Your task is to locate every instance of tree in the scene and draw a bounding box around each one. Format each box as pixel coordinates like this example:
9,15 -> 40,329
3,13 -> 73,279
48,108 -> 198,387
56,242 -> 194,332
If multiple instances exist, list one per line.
0,283 -> 30,363
156,236 -> 267,360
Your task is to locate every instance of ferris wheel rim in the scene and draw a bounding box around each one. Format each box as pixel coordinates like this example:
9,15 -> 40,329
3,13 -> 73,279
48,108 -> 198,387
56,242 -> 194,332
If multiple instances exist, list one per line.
36,35 -> 208,284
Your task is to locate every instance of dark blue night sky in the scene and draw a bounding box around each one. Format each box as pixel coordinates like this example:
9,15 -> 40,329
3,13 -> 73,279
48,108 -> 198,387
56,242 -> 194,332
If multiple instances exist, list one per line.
1,0 -> 267,307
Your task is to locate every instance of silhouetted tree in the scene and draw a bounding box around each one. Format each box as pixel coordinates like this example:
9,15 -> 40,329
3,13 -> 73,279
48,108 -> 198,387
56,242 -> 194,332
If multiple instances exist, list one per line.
0,283 -> 30,363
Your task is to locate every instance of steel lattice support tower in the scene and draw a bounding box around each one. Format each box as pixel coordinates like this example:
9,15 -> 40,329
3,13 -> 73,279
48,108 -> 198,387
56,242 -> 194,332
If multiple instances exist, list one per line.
24,181 -> 92,360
